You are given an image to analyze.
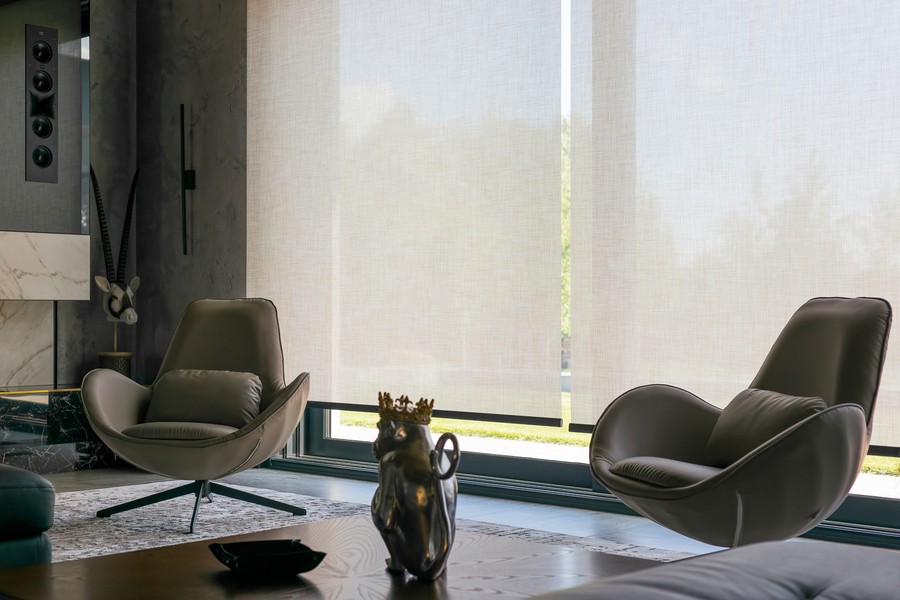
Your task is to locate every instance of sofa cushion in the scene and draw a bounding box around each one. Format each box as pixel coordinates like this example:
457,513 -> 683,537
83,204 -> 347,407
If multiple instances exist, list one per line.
705,388 -> 826,467
610,456 -> 722,488
146,369 -> 262,429
532,539 -> 900,600
0,464 -> 55,537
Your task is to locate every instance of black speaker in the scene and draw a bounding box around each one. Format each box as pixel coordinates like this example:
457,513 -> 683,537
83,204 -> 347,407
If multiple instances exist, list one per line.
25,24 -> 58,183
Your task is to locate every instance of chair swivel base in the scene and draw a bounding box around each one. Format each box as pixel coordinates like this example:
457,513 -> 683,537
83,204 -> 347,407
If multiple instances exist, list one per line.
96,480 -> 307,533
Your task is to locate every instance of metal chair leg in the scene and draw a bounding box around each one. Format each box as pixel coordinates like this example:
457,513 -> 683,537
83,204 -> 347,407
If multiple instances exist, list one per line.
95,479 -> 306,533
97,481 -> 203,519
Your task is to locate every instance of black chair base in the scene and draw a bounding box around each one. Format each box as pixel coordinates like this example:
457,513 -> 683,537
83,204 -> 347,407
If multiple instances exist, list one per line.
96,480 -> 307,533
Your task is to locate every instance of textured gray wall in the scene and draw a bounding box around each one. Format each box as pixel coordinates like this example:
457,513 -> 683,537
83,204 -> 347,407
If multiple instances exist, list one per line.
45,0 -> 247,387
56,0 -> 137,386
134,0 -> 247,382
0,0 -> 83,234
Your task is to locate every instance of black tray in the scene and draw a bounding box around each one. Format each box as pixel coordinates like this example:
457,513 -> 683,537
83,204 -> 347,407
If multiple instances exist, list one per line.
209,539 -> 326,578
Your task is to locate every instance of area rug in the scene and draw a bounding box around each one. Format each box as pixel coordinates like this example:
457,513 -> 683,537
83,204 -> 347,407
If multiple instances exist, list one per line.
50,482 -> 694,563
50,481 -> 370,562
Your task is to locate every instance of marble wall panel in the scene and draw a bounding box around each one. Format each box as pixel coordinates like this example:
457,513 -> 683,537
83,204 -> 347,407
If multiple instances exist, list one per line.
0,231 -> 89,300
0,300 -> 53,389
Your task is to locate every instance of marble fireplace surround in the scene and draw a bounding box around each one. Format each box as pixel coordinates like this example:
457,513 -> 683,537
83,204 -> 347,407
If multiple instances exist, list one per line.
0,232 -> 91,468
0,388 -> 112,474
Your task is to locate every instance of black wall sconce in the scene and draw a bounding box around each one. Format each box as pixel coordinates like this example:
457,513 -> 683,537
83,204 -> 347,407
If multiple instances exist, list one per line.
25,24 -> 58,183
180,103 -> 196,255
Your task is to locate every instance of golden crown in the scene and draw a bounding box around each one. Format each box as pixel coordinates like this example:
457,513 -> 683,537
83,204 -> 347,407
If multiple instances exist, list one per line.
377,391 -> 434,424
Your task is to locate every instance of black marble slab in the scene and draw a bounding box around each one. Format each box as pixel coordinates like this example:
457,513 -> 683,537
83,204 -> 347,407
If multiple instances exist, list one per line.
0,389 -> 116,474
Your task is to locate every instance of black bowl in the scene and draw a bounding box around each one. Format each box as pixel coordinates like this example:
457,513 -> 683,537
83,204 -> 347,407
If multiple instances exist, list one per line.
209,539 -> 326,578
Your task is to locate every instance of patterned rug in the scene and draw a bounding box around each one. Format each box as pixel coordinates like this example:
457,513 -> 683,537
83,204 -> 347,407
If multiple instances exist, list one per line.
50,482 -> 694,563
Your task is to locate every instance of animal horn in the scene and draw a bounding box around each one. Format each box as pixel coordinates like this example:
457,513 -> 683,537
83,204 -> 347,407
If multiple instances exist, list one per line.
89,165 -> 115,282
116,169 -> 140,284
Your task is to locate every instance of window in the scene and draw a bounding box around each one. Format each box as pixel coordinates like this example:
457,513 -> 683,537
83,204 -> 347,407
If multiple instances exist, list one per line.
250,1 -> 900,525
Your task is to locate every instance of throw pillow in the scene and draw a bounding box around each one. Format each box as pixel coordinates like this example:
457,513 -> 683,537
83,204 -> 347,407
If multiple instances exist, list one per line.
145,369 -> 263,429
704,388 -> 826,467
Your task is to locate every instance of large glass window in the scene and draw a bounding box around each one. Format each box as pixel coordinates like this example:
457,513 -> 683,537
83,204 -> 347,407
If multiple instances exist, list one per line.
568,0 -> 900,500
248,0 -> 562,425
251,1 -> 900,514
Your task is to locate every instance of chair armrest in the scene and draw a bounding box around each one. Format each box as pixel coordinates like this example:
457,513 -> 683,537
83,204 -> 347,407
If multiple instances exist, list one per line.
698,404 -> 868,544
257,372 -> 311,421
81,368 -> 151,435
725,403 -> 867,490
590,384 -> 721,468
239,372 -> 311,462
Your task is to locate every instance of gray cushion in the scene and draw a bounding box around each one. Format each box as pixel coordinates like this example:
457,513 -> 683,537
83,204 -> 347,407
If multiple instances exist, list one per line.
705,388 -> 826,467
145,369 -> 262,429
610,456 -> 722,488
534,539 -> 900,600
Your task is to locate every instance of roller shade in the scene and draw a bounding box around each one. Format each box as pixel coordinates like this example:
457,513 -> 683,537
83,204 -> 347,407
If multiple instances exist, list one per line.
570,0 -> 900,450
248,1 -> 562,424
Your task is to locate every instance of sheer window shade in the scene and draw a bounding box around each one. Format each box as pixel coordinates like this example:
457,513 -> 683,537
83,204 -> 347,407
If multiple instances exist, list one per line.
570,0 -> 900,449
248,1 -> 562,423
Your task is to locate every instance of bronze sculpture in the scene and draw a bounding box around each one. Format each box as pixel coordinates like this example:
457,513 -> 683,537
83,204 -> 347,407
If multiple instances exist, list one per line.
371,392 -> 460,582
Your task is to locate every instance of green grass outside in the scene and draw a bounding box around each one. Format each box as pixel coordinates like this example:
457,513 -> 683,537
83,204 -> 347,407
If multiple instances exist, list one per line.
340,393 -> 591,445
340,393 -> 899,476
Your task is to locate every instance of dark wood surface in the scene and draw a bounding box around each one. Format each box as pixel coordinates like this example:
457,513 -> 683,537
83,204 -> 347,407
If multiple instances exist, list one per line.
0,515 -> 657,599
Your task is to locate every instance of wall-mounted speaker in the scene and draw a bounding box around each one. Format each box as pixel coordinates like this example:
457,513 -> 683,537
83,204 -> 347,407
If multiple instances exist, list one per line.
25,24 -> 58,183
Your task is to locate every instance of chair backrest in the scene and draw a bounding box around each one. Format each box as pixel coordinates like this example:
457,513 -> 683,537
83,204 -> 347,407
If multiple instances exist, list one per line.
750,297 -> 891,433
154,298 -> 286,410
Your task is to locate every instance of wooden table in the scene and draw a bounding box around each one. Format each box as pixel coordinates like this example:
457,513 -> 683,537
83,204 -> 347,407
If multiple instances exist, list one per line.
0,515 -> 657,599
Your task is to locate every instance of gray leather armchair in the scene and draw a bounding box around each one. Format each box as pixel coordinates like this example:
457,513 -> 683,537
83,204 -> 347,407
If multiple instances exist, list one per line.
590,297 -> 891,547
81,298 -> 310,532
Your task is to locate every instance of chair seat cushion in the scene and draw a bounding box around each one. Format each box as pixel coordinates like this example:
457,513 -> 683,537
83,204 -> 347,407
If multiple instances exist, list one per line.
146,369 -> 263,429
0,464 -> 55,537
122,421 -> 238,440
704,388 -> 826,467
609,456 -> 722,488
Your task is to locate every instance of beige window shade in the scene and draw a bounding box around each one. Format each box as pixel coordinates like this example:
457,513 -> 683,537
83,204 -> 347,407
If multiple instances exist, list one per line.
570,0 -> 900,449
248,1 -> 562,423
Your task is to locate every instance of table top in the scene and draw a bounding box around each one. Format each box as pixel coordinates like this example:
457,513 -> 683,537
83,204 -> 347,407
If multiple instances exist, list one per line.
0,514 -> 657,600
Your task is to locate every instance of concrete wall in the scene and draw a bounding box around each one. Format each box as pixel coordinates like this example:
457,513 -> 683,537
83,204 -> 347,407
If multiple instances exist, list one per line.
56,0 -> 137,386
1,0 -> 247,389
133,0 -> 247,381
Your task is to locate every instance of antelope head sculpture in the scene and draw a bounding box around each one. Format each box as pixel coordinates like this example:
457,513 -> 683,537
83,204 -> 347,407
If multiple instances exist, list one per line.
90,166 -> 140,335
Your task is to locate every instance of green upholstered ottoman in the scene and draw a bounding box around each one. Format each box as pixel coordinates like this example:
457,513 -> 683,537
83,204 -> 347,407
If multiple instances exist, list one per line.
0,464 -> 55,569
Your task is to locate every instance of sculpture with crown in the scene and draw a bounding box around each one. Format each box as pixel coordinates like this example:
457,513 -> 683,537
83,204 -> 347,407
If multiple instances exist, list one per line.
371,391 -> 460,582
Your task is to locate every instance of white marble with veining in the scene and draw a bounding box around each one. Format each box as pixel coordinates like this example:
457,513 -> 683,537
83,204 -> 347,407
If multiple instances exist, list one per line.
0,232 -> 90,300
0,300 -> 53,388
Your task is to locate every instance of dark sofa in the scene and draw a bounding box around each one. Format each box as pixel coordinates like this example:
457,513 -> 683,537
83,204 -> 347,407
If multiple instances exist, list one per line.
536,538 -> 900,599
